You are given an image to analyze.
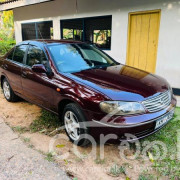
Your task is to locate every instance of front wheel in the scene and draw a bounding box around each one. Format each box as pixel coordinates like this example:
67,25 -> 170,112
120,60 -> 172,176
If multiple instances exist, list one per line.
63,103 -> 90,146
2,78 -> 19,102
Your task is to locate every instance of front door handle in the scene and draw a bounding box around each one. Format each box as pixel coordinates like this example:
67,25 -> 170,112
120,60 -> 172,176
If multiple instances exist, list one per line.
22,71 -> 28,78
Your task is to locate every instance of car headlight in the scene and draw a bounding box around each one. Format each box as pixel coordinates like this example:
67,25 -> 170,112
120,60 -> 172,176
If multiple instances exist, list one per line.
99,101 -> 145,115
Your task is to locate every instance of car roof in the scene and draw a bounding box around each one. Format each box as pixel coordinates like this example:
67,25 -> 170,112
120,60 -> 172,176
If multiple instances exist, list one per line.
36,39 -> 84,44
18,39 -> 84,46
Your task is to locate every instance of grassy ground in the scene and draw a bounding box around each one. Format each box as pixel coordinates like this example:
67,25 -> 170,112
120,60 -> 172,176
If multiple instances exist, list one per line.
140,107 -> 180,179
29,109 -> 62,135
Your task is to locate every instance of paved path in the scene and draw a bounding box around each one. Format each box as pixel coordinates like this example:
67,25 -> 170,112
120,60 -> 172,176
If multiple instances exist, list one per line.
0,117 -> 70,180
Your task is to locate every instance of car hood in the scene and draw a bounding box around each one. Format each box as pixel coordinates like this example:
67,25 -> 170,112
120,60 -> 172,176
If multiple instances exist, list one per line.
70,65 -> 169,101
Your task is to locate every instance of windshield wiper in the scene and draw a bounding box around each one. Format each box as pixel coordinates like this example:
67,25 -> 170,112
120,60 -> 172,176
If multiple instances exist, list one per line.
90,63 -> 115,69
77,63 -> 116,73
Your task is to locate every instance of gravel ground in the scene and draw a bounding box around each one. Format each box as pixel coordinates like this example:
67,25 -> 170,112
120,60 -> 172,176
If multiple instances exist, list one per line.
0,117 -> 70,180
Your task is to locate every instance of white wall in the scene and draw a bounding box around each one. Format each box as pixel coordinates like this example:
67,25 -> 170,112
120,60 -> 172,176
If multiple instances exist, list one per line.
13,0 -> 180,88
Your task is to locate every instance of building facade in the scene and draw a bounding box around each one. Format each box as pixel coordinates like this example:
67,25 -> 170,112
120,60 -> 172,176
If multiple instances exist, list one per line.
1,0 -> 180,93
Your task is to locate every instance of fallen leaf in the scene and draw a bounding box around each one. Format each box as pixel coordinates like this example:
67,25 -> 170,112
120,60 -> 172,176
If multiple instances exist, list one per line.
56,144 -> 65,148
7,155 -> 14,161
148,152 -> 154,163
66,170 -> 74,177
64,159 -> 68,165
39,129 -> 46,133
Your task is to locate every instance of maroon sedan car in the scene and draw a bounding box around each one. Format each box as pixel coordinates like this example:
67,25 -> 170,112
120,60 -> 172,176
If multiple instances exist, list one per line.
0,40 -> 177,146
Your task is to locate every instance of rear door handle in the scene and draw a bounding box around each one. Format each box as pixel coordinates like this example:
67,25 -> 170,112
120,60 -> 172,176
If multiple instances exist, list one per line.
22,71 -> 28,78
2,64 -> 8,70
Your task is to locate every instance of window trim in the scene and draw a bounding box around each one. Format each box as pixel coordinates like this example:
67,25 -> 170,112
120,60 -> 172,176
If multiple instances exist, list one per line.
60,15 -> 112,50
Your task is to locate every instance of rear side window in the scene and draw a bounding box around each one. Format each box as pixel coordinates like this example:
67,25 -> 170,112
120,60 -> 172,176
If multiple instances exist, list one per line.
13,45 -> 28,64
7,48 -> 15,60
26,45 -> 47,67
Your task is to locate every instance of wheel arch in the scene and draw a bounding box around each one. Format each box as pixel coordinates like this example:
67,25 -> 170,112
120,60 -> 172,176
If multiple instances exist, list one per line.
58,96 -> 85,119
1,75 -> 6,89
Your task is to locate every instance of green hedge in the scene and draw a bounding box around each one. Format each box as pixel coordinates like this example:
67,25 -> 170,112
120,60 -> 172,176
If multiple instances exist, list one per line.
0,39 -> 16,56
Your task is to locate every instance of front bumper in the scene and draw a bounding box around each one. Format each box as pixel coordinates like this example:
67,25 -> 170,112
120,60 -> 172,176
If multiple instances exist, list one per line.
93,108 -> 175,141
83,96 -> 177,141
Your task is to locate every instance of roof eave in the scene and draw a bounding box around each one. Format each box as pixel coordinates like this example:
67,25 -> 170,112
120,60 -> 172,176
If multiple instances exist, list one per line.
0,0 -> 53,11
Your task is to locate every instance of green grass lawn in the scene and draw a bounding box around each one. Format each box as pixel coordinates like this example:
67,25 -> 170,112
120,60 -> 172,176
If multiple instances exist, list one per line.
140,107 -> 180,179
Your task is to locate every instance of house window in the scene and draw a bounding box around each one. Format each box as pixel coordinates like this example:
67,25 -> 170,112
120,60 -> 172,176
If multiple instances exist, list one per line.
61,19 -> 83,41
93,30 -> 111,49
22,23 -> 36,40
22,21 -> 53,41
61,16 -> 112,50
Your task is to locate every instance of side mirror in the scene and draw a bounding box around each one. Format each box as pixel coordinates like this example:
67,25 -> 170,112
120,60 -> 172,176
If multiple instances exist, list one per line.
32,64 -> 47,73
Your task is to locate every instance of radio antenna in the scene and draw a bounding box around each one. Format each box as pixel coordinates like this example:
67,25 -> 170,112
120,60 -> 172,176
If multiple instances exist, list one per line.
37,26 -> 46,43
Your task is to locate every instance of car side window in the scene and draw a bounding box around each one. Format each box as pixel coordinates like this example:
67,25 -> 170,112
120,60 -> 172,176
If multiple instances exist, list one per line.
26,45 -> 48,67
13,45 -> 28,64
7,48 -> 15,60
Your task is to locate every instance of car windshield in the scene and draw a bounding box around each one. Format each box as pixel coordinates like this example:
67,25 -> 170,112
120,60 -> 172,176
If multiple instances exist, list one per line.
47,43 -> 118,73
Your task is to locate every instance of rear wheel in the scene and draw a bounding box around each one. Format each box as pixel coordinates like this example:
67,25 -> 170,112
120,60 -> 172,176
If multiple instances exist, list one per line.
63,103 -> 90,146
2,78 -> 19,102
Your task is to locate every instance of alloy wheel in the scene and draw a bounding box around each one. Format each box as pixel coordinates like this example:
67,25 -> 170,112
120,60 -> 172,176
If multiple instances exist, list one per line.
64,111 -> 80,141
3,81 -> 10,100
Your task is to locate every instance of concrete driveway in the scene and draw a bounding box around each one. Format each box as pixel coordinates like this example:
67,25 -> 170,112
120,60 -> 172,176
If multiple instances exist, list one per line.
0,117 -> 69,180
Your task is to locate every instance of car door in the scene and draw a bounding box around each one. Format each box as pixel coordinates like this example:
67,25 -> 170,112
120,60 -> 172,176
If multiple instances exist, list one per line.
21,44 -> 56,111
2,45 -> 28,95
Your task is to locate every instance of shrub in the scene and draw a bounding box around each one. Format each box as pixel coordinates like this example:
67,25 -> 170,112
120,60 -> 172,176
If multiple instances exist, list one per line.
0,29 -> 16,56
0,39 -> 15,56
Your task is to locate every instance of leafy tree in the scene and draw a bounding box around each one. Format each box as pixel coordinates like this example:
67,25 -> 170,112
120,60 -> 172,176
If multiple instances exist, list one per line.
0,2 -> 15,55
2,10 -> 14,29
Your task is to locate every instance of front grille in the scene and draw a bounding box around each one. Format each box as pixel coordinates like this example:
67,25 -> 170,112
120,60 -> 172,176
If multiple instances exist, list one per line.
134,128 -> 154,138
119,128 -> 154,141
142,90 -> 171,113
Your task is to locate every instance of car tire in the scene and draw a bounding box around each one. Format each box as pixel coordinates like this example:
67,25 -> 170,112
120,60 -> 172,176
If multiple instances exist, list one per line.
63,103 -> 90,146
2,78 -> 19,102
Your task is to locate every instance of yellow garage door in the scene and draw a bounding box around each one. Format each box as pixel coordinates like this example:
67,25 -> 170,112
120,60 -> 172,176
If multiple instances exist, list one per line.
126,10 -> 161,73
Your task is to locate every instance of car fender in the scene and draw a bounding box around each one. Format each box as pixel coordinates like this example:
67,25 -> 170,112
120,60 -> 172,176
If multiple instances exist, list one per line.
60,93 -> 85,108
0,72 -> 10,88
